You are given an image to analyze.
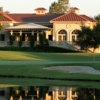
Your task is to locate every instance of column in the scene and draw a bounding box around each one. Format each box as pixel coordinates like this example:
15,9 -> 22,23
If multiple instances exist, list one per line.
45,31 -> 48,39
37,31 -> 39,42
56,33 -> 58,41
55,88 -> 58,100
32,31 -> 34,36
10,30 -> 13,36
37,88 -> 39,98
19,30 -> 22,36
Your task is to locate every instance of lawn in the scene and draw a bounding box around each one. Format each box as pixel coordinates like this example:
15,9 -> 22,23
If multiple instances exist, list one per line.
0,51 -> 100,87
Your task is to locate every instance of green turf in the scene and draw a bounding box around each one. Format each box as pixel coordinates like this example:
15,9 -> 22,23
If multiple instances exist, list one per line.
0,78 -> 100,88
0,51 -> 100,86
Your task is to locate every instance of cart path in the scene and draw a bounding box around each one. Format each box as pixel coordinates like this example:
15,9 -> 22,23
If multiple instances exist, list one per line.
0,61 -> 100,65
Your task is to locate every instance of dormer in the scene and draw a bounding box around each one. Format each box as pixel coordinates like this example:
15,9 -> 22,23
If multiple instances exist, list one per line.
35,8 -> 47,15
70,7 -> 80,14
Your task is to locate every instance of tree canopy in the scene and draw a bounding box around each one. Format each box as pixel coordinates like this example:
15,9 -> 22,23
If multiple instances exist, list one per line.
76,24 -> 100,52
95,15 -> 100,22
49,0 -> 69,13
49,2 -> 59,13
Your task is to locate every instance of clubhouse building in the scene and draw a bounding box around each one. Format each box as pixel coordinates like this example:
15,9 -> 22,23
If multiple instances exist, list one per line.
0,7 -> 99,52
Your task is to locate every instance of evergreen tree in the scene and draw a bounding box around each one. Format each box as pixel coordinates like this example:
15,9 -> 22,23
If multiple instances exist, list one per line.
0,9 -> 3,40
58,0 -> 69,13
95,14 -> 100,22
49,2 -> 59,13
49,0 -> 69,13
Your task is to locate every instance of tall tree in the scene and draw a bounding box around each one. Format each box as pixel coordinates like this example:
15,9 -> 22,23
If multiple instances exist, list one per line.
93,22 -> 100,46
49,0 -> 69,13
0,9 -> 3,38
76,25 -> 100,52
76,27 -> 95,50
58,0 -> 69,13
49,2 -> 59,13
95,15 -> 100,22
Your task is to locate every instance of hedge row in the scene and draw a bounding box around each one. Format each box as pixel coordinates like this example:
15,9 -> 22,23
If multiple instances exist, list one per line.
0,46 -> 79,53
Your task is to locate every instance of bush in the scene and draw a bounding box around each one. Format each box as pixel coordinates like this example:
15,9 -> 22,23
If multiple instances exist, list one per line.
9,35 -> 14,46
0,46 -> 79,53
19,36 -> 22,47
30,35 -> 35,48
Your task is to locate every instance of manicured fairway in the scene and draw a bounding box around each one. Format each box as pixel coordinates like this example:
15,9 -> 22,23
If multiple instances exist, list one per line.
0,51 -> 100,86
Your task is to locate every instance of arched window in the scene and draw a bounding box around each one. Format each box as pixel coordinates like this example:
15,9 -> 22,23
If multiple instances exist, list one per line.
58,30 -> 67,41
72,30 -> 80,42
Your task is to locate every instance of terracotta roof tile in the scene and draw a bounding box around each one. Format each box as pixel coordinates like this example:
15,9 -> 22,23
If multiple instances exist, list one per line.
0,11 -> 15,22
80,15 -> 97,22
8,13 -> 63,22
35,8 -> 47,11
70,7 -> 80,10
50,12 -> 88,22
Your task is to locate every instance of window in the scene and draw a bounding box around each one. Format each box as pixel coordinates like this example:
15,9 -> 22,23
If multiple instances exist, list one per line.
59,36 -> 62,41
72,36 -> 76,42
58,30 -> 67,41
72,30 -> 80,42
63,36 -> 66,41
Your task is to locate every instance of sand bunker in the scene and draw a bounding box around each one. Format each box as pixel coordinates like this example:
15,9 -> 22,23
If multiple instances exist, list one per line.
44,66 -> 100,74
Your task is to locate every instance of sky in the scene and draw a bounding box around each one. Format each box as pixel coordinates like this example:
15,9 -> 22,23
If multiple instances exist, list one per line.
0,0 -> 100,17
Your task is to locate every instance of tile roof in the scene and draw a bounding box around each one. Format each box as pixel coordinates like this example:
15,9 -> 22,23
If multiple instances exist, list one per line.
1,16 -> 11,21
50,12 -> 88,22
0,11 -> 15,22
35,8 -> 47,11
70,7 -> 80,10
0,11 -> 96,23
80,15 -> 97,22
50,12 -> 97,23
8,13 -> 63,22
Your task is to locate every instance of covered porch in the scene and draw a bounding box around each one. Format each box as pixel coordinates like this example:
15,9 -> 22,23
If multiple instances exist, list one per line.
6,23 -> 50,47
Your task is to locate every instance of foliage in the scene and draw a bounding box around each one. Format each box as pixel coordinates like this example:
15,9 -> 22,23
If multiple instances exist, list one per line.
30,35 -> 35,48
0,13 -> 3,31
9,35 -> 14,46
0,46 -> 78,53
19,36 -> 22,47
49,0 -> 69,13
77,88 -> 96,100
39,86 -> 49,99
0,7 -> 3,11
76,27 -> 94,50
94,15 -> 100,22
39,32 -> 49,46
58,0 -> 69,13
49,2 -> 59,13
76,25 -> 100,52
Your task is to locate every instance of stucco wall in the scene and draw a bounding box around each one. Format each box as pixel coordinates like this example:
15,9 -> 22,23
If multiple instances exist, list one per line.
53,22 -> 82,41
52,21 -> 96,42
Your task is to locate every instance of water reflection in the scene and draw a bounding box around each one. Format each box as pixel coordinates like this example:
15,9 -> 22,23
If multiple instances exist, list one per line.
0,86 -> 99,100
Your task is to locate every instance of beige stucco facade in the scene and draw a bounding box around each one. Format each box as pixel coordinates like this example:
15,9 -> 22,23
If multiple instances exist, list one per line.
51,21 -> 96,42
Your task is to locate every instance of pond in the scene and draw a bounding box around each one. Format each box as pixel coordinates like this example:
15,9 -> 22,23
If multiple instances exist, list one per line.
0,86 -> 100,100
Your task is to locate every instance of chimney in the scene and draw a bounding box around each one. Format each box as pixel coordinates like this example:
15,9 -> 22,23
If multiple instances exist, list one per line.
35,8 -> 47,15
70,7 -> 80,14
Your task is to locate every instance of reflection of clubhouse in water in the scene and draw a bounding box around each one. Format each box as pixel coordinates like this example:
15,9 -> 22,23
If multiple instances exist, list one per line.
0,87 -> 77,100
